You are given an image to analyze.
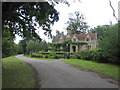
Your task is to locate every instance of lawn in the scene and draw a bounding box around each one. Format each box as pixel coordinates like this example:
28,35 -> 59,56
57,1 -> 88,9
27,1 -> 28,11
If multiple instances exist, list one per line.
2,56 -> 35,88
63,59 -> 119,80
25,55 -> 58,61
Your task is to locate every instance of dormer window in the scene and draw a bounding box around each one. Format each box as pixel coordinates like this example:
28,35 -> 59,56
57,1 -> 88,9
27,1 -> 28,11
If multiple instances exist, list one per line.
86,36 -> 91,41
73,38 -> 76,42
86,38 -> 90,41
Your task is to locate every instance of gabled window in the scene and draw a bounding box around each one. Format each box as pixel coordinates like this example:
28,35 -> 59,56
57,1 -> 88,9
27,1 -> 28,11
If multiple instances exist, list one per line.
86,38 -> 90,41
73,38 -> 76,42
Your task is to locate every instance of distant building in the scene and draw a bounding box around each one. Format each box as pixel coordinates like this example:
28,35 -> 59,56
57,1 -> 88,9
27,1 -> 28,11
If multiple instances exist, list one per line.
53,30 -> 97,52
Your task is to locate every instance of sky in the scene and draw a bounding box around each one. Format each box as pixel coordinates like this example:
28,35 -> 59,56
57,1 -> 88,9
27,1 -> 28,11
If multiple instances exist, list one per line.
14,0 -> 119,44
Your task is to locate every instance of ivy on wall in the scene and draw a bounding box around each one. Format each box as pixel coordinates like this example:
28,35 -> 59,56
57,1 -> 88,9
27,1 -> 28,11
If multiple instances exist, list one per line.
50,40 -> 87,51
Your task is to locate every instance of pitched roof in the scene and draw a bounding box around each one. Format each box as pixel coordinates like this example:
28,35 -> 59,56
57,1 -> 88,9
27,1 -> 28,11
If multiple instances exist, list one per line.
75,33 -> 97,41
53,33 -> 97,42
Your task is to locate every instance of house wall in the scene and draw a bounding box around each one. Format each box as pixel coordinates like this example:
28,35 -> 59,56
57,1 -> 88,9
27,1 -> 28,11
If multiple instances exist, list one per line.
70,40 -> 97,52
54,33 -> 97,52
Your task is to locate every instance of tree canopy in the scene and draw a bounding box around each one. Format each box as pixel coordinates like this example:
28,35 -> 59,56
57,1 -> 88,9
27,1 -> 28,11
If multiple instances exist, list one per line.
66,11 -> 89,34
98,23 -> 119,63
26,40 -> 49,54
2,2 -> 59,40
2,27 -> 18,57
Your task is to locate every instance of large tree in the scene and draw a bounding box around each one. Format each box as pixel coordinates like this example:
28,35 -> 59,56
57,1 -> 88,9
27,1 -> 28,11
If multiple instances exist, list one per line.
88,25 -> 112,40
98,23 -> 119,63
66,11 -> 89,34
2,2 -> 59,39
2,27 -> 18,57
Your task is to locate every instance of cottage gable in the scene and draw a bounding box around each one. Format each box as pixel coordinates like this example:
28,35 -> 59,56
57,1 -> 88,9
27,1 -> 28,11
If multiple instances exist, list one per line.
85,35 -> 91,42
72,35 -> 79,42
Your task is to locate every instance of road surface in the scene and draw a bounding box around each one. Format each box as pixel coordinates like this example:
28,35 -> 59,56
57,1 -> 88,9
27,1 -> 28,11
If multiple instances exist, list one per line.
16,55 -> 118,88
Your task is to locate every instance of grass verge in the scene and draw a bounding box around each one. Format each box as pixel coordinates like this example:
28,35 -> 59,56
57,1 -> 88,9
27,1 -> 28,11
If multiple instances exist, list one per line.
25,55 -> 58,61
2,56 -> 35,88
63,59 -> 119,80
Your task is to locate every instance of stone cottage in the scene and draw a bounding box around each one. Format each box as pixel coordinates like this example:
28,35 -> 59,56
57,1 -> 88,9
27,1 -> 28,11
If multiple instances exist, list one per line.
53,30 -> 97,52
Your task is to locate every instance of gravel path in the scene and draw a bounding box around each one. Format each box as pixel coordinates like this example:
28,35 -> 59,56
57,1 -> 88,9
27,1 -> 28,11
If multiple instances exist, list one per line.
16,55 -> 118,88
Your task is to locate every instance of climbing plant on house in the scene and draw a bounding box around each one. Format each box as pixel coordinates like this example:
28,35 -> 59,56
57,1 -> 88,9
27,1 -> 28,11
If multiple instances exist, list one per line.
50,40 -> 87,52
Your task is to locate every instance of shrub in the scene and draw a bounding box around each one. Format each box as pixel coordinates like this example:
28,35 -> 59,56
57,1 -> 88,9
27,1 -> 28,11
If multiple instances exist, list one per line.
79,50 -> 94,60
31,53 -> 40,58
55,55 -> 64,59
75,49 -> 110,63
38,51 -> 67,59
47,53 -> 55,59
70,55 -> 77,59
91,49 -> 110,63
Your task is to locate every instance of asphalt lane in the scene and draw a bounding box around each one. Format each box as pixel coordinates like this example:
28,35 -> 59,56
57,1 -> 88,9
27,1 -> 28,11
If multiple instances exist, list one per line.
16,55 -> 118,88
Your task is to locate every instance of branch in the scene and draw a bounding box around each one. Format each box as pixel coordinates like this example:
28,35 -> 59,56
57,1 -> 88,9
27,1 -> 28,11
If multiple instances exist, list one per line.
109,0 -> 118,20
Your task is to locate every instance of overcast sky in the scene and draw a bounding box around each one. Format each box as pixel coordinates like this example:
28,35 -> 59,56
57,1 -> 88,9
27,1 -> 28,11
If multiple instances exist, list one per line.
14,0 -> 119,44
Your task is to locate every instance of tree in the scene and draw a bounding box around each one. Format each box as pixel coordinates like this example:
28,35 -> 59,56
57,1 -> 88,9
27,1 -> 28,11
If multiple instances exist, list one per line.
18,40 -> 26,54
26,40 -> 49,54
2,2 -> 59,39
66,11 -> 89,34
2,27 -> 18,57
98,23 -> 119,64
88,25 -> 112,40
56,30 -> 64,36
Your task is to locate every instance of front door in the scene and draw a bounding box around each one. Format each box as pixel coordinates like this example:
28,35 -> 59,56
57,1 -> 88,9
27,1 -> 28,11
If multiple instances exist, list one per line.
72,46 -> 76,52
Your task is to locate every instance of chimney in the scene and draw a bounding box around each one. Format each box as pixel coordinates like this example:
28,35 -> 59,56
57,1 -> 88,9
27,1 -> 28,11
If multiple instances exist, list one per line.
67,30 -> 71,35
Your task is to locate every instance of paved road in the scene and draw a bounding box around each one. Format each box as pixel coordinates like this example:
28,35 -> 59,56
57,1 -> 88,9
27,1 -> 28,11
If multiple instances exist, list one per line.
16,55 -> 118,88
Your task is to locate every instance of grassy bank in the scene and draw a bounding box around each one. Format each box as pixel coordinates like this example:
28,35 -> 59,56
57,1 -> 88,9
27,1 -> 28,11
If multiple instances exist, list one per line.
63,59 -> 119,80
25,55 -> 58,61
2,56 -> 35,88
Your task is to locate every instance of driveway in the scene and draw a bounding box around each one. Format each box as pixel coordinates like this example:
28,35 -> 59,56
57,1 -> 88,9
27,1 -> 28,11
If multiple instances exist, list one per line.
16,55 -> 118,88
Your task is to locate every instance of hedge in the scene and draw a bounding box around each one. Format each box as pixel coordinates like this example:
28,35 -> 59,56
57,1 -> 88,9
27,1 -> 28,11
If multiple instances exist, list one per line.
31,49 -> 119,64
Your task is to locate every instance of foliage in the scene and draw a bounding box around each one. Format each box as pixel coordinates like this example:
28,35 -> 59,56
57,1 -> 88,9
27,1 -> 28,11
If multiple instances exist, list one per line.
87,23 -> 119,64
98,23 -> 119,64
31,51 -> 67,59
74,49 -> 111,63
26,40 -> 49,54
88,25 -> 111,40
31,53 -> 41,58
50,40 -> 87,52
25,55 -> 57,61
56,30 -> 64,36
2,27 -> 18,58
2,56 -> 35,88
18,39 -> 27,54
2,2 -> 59,39
66,11 -> 89,34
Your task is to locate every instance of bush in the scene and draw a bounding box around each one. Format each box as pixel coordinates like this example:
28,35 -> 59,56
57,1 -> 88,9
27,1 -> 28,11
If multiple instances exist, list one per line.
54,55 -> 64,59
78,50 -> 94,60
75,49 -> 110,63
47,53 -> 56,59
91,49 -> 110,63
31,53 -> 40,58
70,55 -> 77,59
38,51 -> 67,59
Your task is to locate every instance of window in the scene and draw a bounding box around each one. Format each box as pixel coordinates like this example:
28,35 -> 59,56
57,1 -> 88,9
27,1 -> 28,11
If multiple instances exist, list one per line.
73,38 -> 76,42
86,38 -> 90,41
86,45 -> 91,49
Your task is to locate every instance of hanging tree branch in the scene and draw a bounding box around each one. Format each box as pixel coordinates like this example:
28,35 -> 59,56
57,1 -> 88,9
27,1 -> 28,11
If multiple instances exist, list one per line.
109,0 -> 118,20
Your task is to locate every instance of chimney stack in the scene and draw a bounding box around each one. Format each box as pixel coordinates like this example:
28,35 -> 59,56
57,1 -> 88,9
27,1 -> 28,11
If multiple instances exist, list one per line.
67,30 -> 71,35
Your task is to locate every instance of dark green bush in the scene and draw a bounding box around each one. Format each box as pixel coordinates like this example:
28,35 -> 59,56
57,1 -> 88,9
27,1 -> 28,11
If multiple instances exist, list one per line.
91,49 -> 110,63
79,50 -> 94,60
75,49 -> 110,63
